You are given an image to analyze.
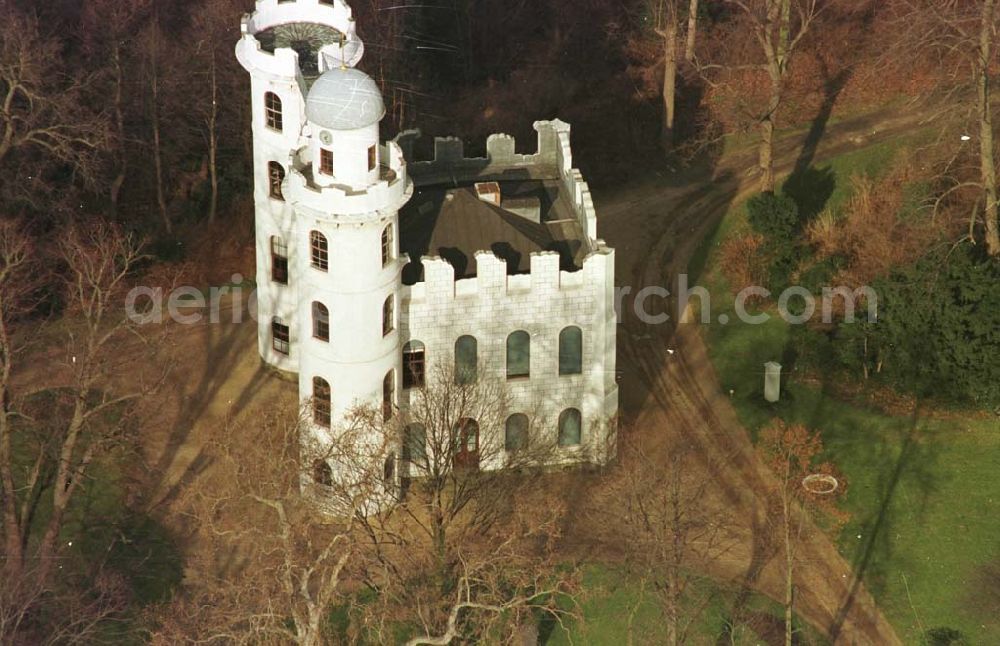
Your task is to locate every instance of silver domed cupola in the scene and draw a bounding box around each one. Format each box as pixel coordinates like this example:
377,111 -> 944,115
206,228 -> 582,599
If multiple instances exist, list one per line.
306,67 -> 385,131
305,67 -> 385,189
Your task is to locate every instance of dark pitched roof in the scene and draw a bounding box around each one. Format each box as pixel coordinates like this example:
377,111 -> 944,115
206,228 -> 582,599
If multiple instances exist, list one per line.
400,184 -> 581,283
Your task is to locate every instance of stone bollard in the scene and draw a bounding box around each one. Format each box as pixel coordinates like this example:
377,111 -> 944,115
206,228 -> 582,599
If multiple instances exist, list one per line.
764,361 -> 782,403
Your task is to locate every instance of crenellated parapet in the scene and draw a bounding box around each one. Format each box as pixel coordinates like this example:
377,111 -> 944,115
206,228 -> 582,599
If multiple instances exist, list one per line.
236,0 -> 363,85
243,0 -> 358,39
406,244 -> 614,304
286,141 -> 411,217
394,120 -> 565,183
236,35 -> 302,81
394,120 -> 598,242
562,167 -> 597,241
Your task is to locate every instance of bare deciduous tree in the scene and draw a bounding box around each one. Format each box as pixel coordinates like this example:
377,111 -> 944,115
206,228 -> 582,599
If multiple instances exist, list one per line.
357,364 -> 582,643
893,0 -> 1000,256
391,365 -> 549,571
188,0 -> 245,224
1,564 -> 131,646
711,0 -> 821,192
629,0 -> 702,149
158,371 -> 579,644
138,15 -> 172,232
758,419 -> 846,646
0,219 -> 44,580
596,436 -> 732,646
81,0 -> 152,217
1,220 -> 162,584
153,404 -> 388,646
0,2 -> 109,206
400,500 -> 575,646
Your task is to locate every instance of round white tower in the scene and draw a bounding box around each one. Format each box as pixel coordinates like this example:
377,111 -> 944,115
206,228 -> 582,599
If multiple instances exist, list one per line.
235,0 -> 366,373
289,66 -> 411,427
237,1 -> 413,501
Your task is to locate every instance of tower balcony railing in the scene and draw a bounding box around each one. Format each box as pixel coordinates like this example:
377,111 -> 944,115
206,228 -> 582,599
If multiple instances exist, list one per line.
286,141 -> 411,218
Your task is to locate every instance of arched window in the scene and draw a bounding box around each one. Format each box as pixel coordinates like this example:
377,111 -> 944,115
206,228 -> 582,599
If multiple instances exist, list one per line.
383,453 -> 395,488
382,295 -> 394,336
313,377 -> 331,428
313,459 -> 332,487
402,423 -> 427,465
310,231 -> 328,271
558,408 -> 582,446
505,413 -> 529,452
268,162 -> 285,200
368,144 -> 378,171
452,418 -> 479,469
264,91 -> 283,132
454,335 -> 477,385
506,331 -> 530,379
270,236 -> 288,284
381,224 -> 393,266
271,317 -> 290,355
382,370 -> 395,421
312,302 -> 329,341
559,326 -> 583,375
403,341 -> 425,389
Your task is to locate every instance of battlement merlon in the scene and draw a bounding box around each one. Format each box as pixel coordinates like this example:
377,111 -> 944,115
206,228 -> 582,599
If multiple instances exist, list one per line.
393,120 -> 597,241
406,244 -> 614,303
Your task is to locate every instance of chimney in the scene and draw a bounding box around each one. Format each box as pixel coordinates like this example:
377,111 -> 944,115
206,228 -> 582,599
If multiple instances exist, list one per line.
474,181 -> 501,206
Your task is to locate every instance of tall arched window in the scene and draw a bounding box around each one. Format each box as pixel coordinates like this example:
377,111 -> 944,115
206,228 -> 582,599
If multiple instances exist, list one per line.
270,236 -> 288,284
310,231 -> 328,271
312,302 -> 329,342
383,453 -> 396,490
313,377 -> 331,428
313,459 -> 332,487
382,370 -> 395,421
506,331 -> 530,379
505,413 -> 529,452
402,423 -> 427,465
271,317 -> 290,355
268,162 -> 285,200
403,341 -> 425,389
454,335 -> 478,385
381,224 -> 393,267
452,418 -> 480,469
264,91 -> 283,132
382,295 -> 394,336
559,326 -> 583,375
558,408 -> 582,446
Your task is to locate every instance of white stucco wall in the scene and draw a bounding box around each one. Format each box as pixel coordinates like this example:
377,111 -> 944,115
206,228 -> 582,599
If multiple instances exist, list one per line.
293,210 -> 403,417
400,248 -> 618,467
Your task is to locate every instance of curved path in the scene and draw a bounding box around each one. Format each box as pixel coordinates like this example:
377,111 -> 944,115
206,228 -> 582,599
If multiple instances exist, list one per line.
588,110 -> 927,644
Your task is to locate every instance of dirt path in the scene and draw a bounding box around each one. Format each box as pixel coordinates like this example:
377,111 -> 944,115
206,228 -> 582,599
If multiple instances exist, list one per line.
585,110 -> 927,644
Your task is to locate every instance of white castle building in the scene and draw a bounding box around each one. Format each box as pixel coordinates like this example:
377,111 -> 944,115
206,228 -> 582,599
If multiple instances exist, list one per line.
236,0 -> 617,486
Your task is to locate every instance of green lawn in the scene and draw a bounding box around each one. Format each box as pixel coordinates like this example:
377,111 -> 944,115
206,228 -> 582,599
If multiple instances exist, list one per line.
695,137 -> 1000,644
543,565 -> 824,645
